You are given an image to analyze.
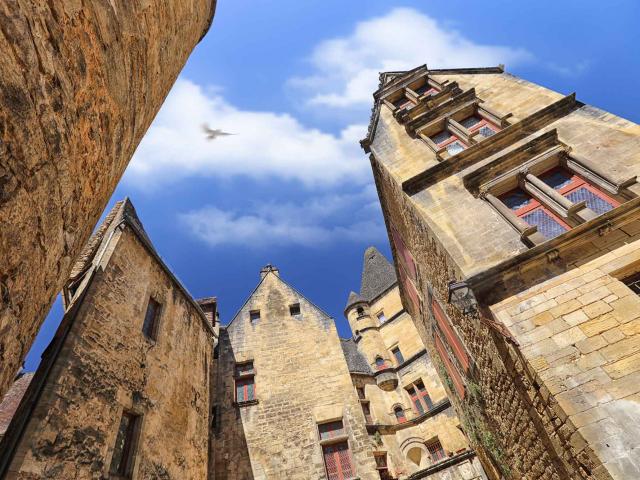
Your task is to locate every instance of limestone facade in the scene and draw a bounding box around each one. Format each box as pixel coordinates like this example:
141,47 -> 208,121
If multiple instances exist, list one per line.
0,200 -> 216,479
362,65 -> 640,479
0,0 -> 217,400
343,247 -> 486,479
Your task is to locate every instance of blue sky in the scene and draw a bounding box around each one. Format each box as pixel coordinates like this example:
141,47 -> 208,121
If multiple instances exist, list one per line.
25,0 -> 640,370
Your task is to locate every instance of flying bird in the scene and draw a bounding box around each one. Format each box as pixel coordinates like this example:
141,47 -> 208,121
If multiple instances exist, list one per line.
202,124 -> 235,140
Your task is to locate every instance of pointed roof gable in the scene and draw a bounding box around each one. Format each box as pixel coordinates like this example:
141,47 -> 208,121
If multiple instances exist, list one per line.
359,246 -> 397,302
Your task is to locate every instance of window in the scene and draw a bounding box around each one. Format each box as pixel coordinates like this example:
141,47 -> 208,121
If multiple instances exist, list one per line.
430,129 -> 466,156
235,362 -> 255,403
142,297 -> 161,340
322,442 -> 354,480
392,94 -> 413,110
356,306 -> 365,316
362,401 -> 372,424
391,347 -> 404,365
460,114 -> 499,138
414,82 -> 439,97
318,420 -> 345,440
109,411 -> 140,477
356,387 -> 366,400
374,452 -> 392,480
289,303 -> 301,317
500,187 -> 569,240
393,406 -> 406,423
375,356 -> 387,370
249,310 -> 260,324
539,167 -> 618,215
427,439 -> 446,463
407,380 -> 434,414
376,311 -> 387,324
623,273 -> 640,295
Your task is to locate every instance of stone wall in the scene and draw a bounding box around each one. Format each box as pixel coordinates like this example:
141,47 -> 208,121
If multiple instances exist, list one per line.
5,222 -> 214,479
213,270 -> 380,480
0,0 -> 216,399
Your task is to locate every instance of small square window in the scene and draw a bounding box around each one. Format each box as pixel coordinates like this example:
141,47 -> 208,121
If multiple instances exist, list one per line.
289,303 -> 301,316
249,310 -> 260,323
391,347 -> 404,365
142,297 -> 161,340
376,311 -> 387,324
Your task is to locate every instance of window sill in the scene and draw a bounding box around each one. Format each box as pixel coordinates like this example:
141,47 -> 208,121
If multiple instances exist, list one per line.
234,399 -> 259,408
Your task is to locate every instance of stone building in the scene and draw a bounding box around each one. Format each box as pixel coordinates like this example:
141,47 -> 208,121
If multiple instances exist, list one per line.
342,247 -> 486,479
361,65 -> 640,479
0,0 -> 217,400
0,200 -> 217,479
212,251 -> 485,480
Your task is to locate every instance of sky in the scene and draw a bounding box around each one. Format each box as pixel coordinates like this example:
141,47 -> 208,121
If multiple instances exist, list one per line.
24,0 -> 640,370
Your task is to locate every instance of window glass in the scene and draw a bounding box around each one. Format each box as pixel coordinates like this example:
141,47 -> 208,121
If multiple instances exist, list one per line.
289,303 -> 301,316
431,130 -> 453,145
427,439 -> 446,462
109,412 -> 139,477
376,311 -> 387,324
392,347 -> 404,364
318,420 -> 345,440
394,406 -> 406,423
446,140 -> 465,155
142,298 -> 160,340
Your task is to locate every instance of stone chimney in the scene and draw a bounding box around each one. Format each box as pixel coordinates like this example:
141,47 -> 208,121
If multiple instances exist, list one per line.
197,297 -> 218,328
260,264 -> 280,279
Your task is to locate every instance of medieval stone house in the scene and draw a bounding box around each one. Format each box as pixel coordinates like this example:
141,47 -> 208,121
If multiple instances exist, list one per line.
361,65 -> 640,479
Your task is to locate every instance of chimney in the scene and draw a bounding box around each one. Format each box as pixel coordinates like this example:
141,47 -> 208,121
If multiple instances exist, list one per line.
197,297 -> 218,328
260,264 -> 280,279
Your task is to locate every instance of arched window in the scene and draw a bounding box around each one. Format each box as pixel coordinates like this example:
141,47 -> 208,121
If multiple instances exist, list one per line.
394,406 -> 406,423
375,356 -> 386,370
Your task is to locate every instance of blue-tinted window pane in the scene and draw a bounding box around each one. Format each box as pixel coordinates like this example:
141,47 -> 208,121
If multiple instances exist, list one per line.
431,130 -> 453,145
236,383 -> 245,402
247,381 -> 255,400
521,209 -> 567,239
501,189 -> 532,211
446,141 -> 465,155
479,125 -> 496,137
540,170 -> 573,190
566,187 -> 614,215
460,115 -> 481,129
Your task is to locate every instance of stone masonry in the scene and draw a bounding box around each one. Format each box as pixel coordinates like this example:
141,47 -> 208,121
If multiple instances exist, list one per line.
362,65 -> 640,479
0,200 -> 216,479
0,0 -> 217,400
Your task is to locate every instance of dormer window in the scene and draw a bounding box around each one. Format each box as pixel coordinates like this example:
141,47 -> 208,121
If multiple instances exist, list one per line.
430,129 -> 466,156
414,82 -> 439,97
500,188 -> 569,240
459,114 -> 499,138
392,95 -> 413,110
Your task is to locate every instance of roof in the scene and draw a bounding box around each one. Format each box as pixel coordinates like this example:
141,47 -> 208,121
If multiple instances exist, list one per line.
344,291 -> 366,312
361,64 -> 505,151
359,247 -> 397,303
340,339 -> 372,375
0,373 -> 34,436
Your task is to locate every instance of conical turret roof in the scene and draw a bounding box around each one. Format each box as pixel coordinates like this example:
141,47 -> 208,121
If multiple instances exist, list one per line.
359,246 -> 397,302
344,291 -> 366,312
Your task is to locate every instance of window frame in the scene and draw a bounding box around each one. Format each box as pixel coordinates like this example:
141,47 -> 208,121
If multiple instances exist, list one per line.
391,346 -> 404,365
426,438 -> 447,463
234,361 -> 256,405
393,405 -> 407,424
289,303 -> 301,317
249,309 -> 261,324
481,152 -> 627,247
406,380 -> 433,415
109,410 -> 141,478
623,273 -> 640,296
376,310 -> 387,324
142,297 -> 161,341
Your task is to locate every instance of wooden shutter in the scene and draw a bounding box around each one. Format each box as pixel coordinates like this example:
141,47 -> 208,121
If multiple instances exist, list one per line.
323,441 -> 353,480
435,334 -> 465,399
431,298 -> 470,373
390,226 -> 417,280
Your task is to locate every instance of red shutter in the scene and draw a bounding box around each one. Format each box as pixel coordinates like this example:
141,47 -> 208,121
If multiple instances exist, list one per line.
390,226 -> 417,280
323,442 -> 353,480
435,334 -> 465,399
431,299 -> 469,373
398,265 -> 420,314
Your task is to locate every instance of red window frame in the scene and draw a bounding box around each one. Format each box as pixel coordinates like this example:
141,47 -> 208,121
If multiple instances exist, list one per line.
375,356 -> 388,371
430,129 -> 467,153
319,420 -> 345,440
408,380 -> 433,414
541,167 -> 620,210
461,114 -> 500,136
415,83 -> 439,97
322,441 -> 354,480
435,334 -> 465,399
391,347 -> 404,365
500,187 -> 571,234
392,95 -> 413,110
235,377 -> 255,403
431,298 -> 470,373
394,406 -> 407,424
427,439 -> 447,462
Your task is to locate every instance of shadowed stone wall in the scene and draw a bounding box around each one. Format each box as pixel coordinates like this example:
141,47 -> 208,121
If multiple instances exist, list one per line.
0,0 -> 216,399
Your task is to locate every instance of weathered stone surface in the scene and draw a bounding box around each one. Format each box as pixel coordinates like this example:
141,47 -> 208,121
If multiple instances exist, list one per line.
4,201 -> 215,479
0,0 -> 216,399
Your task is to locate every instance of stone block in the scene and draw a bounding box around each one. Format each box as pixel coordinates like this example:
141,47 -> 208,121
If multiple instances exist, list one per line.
583,301 -> 614,319
563,309 -> 589,327
580,314 -> 619,337
603,352 -> 640,379
552,327 -> 587,349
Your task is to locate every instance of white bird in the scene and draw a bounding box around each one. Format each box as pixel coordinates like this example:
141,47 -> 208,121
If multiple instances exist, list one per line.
202,124 -> 235,140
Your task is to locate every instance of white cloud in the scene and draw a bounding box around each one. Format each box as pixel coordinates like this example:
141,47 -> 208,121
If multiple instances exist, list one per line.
126,79 -> 368,188
290,7 -> 532,108
180,186 -> 385,248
